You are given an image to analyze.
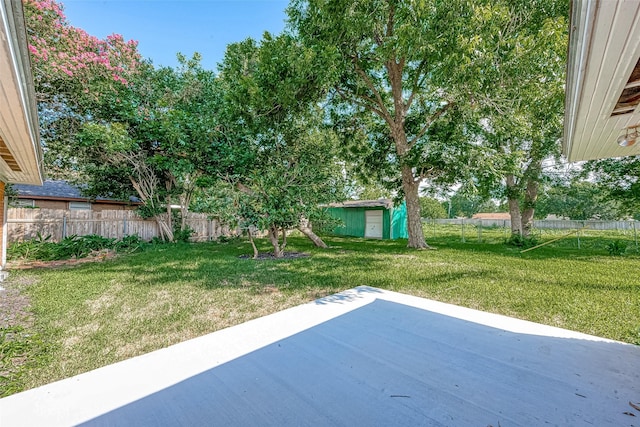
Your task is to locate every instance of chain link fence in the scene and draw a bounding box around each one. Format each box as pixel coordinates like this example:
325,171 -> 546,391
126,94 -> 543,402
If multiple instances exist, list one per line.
422,218 -> 640,251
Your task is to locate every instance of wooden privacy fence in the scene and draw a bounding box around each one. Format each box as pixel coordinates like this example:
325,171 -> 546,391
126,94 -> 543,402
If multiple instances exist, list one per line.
6,208 -> 234,242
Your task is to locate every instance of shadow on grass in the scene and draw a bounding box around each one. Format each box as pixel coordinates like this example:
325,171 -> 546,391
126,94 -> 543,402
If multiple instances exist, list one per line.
44,235 -> 639,297
86,237 -> 392,292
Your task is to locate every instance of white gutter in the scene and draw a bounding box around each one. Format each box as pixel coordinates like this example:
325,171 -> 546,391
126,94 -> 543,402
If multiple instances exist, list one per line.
0,0 -> 44,184
563,0 -> 598,161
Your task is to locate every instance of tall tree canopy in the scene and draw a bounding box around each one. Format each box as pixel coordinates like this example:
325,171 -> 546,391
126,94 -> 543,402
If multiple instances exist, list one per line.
215,34 -> 345,256
288,0 -> 474,248
462,0 -> 568,237
76,56 -> 220,241
23,0 -> 141,176
585,157 -> 640,219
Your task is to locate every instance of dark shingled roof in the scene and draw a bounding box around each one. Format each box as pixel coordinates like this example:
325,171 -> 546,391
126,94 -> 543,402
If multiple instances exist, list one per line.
13,180 -> 139,203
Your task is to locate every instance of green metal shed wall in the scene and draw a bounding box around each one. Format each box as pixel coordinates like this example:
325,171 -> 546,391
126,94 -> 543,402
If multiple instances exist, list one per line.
328,206 -> 393,239
328,207 -> 366,237
390,203 -> 408,239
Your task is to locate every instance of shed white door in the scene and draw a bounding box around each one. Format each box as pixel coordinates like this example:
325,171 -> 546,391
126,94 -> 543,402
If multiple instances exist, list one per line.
365,210 -> 383,239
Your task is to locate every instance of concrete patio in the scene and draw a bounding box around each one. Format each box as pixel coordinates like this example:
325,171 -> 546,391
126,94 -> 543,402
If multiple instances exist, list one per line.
1,286 -> 639,426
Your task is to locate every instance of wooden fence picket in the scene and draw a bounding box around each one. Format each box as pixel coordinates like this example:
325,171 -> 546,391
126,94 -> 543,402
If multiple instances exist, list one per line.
6,208 -> 231,243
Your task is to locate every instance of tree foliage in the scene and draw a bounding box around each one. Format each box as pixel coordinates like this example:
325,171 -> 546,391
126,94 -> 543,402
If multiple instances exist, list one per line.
215,34 -> 345,256
419,197 -> 447,219
584,157 -> 640,219
23,0 -> 141,176
459,0 -> 569,236
74,56 -> 220,241
288,0 -> 476,248
535,179 -> 621,221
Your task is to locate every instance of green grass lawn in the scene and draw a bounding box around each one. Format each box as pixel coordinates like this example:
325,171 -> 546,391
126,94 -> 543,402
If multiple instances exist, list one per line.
2,233 -> 640,397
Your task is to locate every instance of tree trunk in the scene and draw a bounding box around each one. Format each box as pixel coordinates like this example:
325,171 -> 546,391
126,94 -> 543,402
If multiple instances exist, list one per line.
268,225 -> 283,258
386,57 -> 428,249
180,173 -> 196,230
180,194 -> 189,230
402,164 -> 429,248
298,217 -> 328,248
281,227 -> 287,251
247,229 -> 259,259
154,214 -> 174,241
506,174 -> 522,237
521,177 -> 539,237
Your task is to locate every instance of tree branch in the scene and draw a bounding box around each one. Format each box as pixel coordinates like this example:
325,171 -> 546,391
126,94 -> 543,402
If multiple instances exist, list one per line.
407,102 -> 455,149
405,59 -> 427,113
352,58 -> 393,125
335,86 -> 389,123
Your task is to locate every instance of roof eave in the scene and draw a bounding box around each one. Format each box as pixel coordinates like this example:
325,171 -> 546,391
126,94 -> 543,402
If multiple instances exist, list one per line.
563,0 -> 595,161
0,0 -> 44,185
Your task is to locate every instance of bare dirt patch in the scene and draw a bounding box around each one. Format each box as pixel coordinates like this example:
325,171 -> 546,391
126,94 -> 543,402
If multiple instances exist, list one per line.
238,252 -> 310,260
0,276 -> 38,329
6,249 -> 118,271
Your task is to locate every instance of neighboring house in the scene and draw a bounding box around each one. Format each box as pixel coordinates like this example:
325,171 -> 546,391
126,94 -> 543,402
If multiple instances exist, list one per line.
471,212 -> 511,220
12,180 -> 140,212
327,199 -> 408,240
0,2 -> 45,272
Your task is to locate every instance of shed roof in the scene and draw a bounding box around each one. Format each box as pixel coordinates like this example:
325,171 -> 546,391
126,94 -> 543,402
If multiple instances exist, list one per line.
328,199 -> 394,209
13,180 -> 140,204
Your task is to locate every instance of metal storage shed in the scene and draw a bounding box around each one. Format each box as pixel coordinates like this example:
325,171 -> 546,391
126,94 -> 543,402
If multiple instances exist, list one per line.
327,199 -> 408,240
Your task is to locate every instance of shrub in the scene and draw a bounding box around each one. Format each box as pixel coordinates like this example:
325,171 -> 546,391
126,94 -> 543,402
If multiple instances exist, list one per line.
506,234 -> 538,249
8,234 -> 145,261
173,227 -> 194,243
605,240 -> 627,256
114,235 -> 144,252
7,233 -> 56,260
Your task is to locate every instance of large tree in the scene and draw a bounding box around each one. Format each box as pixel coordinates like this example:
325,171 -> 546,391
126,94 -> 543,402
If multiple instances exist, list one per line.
75,57 -> 219,241
23,0 -> 141,176
288,0 -> 474,248
214,34 -> 345,257
463,1 -> 568,237
584,157 -> 640,219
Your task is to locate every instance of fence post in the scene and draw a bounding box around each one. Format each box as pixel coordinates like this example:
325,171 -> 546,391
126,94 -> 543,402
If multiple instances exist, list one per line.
634,221 -> 638,249
123,216 -> 128,236
461,218 -> 466,243
477,221 -> 482,242
577,222 -> 583,249
62,215 -> 67,239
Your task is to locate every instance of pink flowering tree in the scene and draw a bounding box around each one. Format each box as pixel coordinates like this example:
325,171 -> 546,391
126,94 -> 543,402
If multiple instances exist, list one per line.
23,0 -> 141,174
24,0 -> 139,94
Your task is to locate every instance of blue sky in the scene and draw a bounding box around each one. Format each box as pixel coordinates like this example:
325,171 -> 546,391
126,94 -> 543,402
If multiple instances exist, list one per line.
62,0 -> 289,71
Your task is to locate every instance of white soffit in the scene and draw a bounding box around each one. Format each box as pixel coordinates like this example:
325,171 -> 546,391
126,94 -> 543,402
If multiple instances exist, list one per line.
0,0 -> 43,185
563,0 -> 640,161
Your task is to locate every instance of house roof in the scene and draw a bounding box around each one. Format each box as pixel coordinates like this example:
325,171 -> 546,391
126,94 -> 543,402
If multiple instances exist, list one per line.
0,0 -> 44,184
563,0 -> 640,161
13,180 -> 139,204
471,212 -> 511,220
328,199 -> 394,209
1,287 -> 638,426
